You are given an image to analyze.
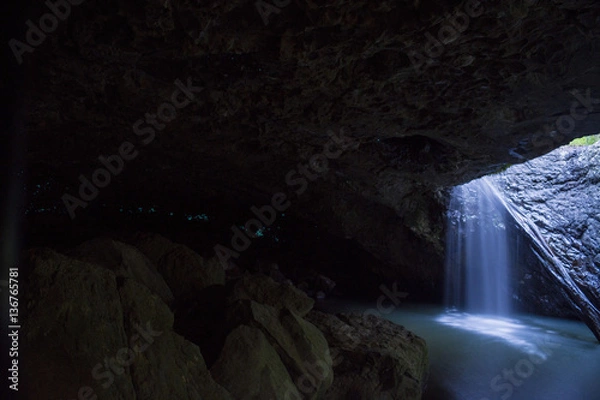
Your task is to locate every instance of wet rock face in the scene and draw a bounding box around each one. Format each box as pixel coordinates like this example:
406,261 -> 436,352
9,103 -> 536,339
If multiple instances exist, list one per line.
306,310 -> 429,400
16,0 -> 600,288
494,144 -> 600,317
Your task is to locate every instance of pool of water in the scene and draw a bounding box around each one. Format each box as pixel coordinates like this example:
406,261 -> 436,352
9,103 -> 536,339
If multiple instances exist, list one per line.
318,301 -> 600,400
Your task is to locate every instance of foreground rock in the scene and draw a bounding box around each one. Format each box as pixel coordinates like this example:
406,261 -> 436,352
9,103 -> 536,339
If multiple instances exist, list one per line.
68,237 -> 175,305
229,273 -> 315,317
307,311 -> 429,400
22,248 -> 231,400
129,232 -> 225,301
174,271 -> 333,398
224,300 -> 333,399
211,325 -> 302,400
21,234 -> 429,399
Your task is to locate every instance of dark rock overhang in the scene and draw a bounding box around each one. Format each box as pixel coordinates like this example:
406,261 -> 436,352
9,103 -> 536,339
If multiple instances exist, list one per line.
6,0 -> 600,283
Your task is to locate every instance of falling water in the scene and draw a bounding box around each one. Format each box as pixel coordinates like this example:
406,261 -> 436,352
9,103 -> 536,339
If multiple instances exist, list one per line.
445,176 -> 512,315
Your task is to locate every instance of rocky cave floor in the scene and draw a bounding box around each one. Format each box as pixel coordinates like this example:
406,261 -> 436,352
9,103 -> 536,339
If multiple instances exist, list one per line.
19,232 -> 429,400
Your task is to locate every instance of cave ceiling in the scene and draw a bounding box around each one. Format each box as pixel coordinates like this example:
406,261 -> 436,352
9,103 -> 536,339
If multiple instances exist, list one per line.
8,0 -> 600,275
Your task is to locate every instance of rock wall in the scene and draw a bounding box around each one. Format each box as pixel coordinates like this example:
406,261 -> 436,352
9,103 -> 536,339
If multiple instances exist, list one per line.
494,143 -> 600,327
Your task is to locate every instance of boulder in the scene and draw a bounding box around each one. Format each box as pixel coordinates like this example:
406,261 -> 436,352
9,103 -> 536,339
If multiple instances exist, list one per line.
130,232 -> 225,300
127,232 -> 176,265
229,273 -> 315,317
297,273 -> 338,300
211,325 -> 301,400
23,248 -> 135,400
226,300 -> 333,399
118,278 -> 233,400
68,237 -> 174,305
306,311 -> 429,400
22,247 -> 231,400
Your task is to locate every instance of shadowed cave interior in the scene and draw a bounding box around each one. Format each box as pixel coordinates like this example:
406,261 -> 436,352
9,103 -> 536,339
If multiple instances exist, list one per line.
2,0 -> 600,399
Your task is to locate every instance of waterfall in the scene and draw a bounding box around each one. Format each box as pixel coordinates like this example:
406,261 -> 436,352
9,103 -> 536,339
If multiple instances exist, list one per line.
445,176 -> 512,315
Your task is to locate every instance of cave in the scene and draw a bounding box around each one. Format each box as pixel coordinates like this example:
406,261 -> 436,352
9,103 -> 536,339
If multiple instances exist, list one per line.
2,0 -> 600,399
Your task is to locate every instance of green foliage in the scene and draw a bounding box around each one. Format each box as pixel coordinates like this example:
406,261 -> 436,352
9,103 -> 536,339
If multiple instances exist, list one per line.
491,163 -> 512,175
569,134 -> 600,146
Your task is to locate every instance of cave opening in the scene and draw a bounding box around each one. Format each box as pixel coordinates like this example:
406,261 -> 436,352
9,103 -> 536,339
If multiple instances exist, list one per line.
406,137 -> 600,400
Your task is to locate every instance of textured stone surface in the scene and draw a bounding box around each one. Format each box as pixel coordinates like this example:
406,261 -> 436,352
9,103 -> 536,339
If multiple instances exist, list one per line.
211,325 -> 302,400
130,232 -> 225,300
496,144 -> 600,279
16,0 -> 600,293
229,273 -> 315,316
20,233 -> 435,399
68,237 -> 175,305
21,246 -> 231,400
494,143 -> 600,339
227,299 -> 334,399
307,310 -> 429,400
128,232 -> 179,266
22,248 -> 135,400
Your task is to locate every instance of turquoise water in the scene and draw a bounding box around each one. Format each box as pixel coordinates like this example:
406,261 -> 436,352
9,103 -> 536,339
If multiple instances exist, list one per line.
319,301 -> 600,400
